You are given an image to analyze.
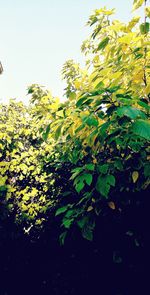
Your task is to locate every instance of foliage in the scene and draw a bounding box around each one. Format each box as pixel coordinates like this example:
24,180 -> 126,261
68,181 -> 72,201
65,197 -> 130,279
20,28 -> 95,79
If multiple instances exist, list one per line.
0,97 -> 58,231
0,0 -> 150,243
48,0 -> 150,242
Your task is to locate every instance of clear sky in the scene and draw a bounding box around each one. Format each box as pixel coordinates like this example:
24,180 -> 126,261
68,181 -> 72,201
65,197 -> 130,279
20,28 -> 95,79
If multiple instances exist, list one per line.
0,0 -> 134,103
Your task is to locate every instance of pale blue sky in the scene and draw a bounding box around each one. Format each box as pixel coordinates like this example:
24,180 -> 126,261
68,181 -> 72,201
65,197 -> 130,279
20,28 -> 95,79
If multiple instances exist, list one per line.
0,0 -> 134,103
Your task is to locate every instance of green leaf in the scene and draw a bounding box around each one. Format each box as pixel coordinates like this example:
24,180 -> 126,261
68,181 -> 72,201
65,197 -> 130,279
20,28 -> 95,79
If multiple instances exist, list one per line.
62,218 -> 73,229
76,96 -> 93,107
135,53 -> 143,60
96,175 -> 110,198
69,92 -> 76,100
85,163 -> 95,171
100,121 -> 111,135
55,205 -> 69,216
133,47 -> 141,53
98,164 -> 109,174
144,164 -> 150,177
77,193 -> 91,205
90,16 -> 98,26
0,185 -> 7,192
55,125 -> 62,140
74,173 -> 93,187
131,119 -> 150,140
75,123 -> 86,133
140,22 -> 150,34
78,213 -> 95,241
81,217 -> 95,241
82,227 -> 93,241
45,123 -> 50,135
42,124 -> 50,140
70,172 -> 81,180
96,174 -> 115,197
107,175 -> 116,187
86,129 -> 98,146
97,37 -> 109,50
65,209 -> 75,218
116,106 -> 146,119
70,167 -> 83,180
138,101 -> 150,111
59,231 -> 67,246
114,160 -> 123,171
62,191 -> 72,197
106,86 -> 120,93
76,94 -> 89,107
71,167 -> 84,174
84,115 -> 99,127
75,181 -> 85,193
84,173 -> 93,186
42,133 -> 47,140
77,216 -> 89,229
94,81 -> 104,89
90,89 -> 105,96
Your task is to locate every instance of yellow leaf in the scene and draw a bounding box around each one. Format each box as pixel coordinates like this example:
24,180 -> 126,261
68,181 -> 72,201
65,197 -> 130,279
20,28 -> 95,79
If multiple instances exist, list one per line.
74,80 -> 81,89
118,33 -> 134,44
87,206 -> 93,212
18,142 -> 24,149
127,16 -> 140,30
110,72 -> 122,80
99,68 -> 111,76
92,198 -> 96,203
145,7 -> 150,18
92,158 -> 97,164
145,84 -> 150,95
132,71 -> 143,82
69,92 -> 76,100
132,171 -> 139,183
95,7 -> 115,16
108,202 -> 116,210
0,176 -> 8,186
132,0 -> 144,11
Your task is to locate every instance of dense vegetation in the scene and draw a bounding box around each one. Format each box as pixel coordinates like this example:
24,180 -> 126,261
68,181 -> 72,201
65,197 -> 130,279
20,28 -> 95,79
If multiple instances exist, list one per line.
0,0 -> 150,293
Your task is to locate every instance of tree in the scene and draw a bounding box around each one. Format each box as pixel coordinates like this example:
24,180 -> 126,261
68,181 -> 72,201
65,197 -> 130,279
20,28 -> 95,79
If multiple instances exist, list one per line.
46,0 -> 150,242
0,0 -> 149,244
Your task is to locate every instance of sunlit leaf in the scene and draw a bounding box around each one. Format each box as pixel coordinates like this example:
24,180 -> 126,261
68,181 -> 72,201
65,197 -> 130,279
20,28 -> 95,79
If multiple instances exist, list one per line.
132,171 -> 139,183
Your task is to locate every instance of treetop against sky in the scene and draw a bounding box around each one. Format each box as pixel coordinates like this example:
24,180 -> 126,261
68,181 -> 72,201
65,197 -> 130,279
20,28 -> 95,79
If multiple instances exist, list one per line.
0,0 -> 143,103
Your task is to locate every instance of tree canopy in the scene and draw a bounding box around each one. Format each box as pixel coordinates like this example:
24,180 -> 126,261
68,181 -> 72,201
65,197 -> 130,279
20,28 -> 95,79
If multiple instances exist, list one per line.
0,0 -> 150,244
